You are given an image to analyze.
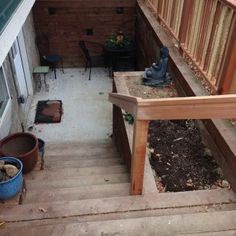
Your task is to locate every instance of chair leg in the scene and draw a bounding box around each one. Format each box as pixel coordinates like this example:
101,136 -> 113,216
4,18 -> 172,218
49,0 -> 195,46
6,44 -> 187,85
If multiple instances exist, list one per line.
53,67 -> 57,79
89,64 -> 92,80
61,59 -> 64,73
85,60 -> 88,72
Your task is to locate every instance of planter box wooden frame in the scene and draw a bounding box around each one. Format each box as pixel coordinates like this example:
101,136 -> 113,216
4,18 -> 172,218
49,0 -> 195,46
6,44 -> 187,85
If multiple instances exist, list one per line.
110,72 -> 236,195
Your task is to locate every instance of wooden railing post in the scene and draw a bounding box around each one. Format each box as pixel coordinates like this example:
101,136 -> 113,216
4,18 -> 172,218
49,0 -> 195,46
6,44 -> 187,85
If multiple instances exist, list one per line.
130,120 -> 149,195
178,0 -> 193,51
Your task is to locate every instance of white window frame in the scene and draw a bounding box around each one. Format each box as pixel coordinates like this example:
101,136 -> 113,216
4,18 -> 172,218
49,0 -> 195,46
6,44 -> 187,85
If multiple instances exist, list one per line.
0,66 -> 11,123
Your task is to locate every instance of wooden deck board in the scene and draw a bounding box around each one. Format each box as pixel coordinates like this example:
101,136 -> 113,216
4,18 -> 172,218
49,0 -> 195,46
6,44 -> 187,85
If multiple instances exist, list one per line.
3,203 -> 236,231
24,165 -> 128,181
25,173 -> 130,189
1,210 -> 236,236
23,183 -> 130,204
1,189 -> 235,222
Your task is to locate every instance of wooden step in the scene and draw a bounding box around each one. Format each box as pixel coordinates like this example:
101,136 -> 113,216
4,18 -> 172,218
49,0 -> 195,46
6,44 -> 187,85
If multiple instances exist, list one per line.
1,189 -> 235,222
23,183 -> 130,204
4,203 -> 236,232
25,173 -> 130,189
1,210 -> 236,236
46,142 -> 114,151
177,230 -> 236,236
44,153 -> 120,162
24,165 -> 128,180
45,149 -> 119,157
43,158 -> 125,168
45,143 -> 117,156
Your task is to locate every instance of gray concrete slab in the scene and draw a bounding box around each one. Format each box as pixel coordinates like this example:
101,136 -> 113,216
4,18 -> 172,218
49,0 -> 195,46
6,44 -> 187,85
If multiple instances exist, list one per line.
26,68 -> 112,144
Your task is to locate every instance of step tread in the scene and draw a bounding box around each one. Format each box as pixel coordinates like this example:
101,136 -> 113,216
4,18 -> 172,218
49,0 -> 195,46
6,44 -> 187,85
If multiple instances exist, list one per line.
25,173 -> 130,189
177,230 -> 236,236
44,153 -> 121,161
46,142 -> 114,150
23,183 -> 130,204
4,203 -> 236,233
1,210 -> 236,236
42,158 -> 125,168
1,189 -> 235,222
24,165 -> 129,180
45,143 -> 117,156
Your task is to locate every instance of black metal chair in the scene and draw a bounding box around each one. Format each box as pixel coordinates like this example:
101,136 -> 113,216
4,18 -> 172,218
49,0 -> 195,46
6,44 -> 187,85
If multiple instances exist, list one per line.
36,35 -> 64,79
41,54 -> 64,79
79,40 -> 105,80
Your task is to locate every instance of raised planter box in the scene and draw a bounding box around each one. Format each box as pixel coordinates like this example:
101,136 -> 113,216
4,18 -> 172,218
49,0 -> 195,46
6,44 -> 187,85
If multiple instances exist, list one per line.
112,71 -> 236,193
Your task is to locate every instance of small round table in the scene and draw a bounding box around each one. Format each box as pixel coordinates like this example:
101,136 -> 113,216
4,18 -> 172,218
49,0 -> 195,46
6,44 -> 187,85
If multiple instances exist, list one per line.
104,44 -> 136,76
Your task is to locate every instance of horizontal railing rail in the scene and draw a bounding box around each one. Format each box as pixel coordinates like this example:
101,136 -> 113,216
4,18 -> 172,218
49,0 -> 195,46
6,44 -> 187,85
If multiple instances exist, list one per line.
109,92 -> 236,195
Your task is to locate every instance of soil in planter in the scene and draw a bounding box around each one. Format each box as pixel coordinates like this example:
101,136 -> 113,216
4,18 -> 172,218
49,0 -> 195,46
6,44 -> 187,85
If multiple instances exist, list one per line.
125,76 -> 178,99
148,120 -> 227,192
125,75 -> 229,192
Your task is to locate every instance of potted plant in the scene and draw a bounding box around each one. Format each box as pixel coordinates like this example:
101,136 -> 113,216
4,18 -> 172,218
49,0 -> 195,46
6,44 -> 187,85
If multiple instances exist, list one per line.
105,31 -> 132,49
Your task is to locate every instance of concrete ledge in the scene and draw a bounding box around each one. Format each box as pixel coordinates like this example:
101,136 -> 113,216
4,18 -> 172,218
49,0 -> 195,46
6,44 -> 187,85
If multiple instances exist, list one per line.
113,72 -> 158,195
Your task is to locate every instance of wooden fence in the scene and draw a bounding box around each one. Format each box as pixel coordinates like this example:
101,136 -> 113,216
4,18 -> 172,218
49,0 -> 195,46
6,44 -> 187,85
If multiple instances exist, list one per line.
145,0 -> 236,94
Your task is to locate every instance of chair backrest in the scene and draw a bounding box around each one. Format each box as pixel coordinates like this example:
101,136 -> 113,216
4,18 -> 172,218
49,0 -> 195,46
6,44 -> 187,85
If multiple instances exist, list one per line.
36,34 -> 51,57
79,41 -> 91,62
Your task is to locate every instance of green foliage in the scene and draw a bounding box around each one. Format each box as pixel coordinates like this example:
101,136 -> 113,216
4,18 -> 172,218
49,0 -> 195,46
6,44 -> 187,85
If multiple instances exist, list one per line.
105,35 -> 131,49
123,112 -> 134,124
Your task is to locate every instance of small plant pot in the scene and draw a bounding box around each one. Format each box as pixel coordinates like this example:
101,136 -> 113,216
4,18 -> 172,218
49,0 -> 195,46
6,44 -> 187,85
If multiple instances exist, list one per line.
0,133 -> 38,174
0,157 -> 23,200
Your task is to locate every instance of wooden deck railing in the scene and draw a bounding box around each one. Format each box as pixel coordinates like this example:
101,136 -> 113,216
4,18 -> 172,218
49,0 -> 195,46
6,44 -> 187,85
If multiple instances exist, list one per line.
109,93 -> 236,195
144,0 -> 236,94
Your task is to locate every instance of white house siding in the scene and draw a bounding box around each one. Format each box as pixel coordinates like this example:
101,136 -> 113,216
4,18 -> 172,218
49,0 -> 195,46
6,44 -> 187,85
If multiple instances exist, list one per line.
0,56 -> 22,139
0,10 -> 40,139
0,0 -> 36,66
22,12 -> 40,92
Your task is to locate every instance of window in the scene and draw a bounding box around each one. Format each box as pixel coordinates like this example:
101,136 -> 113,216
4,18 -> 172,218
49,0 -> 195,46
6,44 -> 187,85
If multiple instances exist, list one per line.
0,67 -> 9,117
0,0 -> 23,33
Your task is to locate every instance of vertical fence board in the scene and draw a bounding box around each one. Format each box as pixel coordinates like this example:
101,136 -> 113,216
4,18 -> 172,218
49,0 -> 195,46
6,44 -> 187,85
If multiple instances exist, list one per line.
217,13 -> 236,93
145,0 -> 236,93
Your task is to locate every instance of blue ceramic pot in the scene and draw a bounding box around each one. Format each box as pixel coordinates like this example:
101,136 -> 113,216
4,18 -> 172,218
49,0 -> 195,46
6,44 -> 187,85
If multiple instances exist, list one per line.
0,157 -> 23,200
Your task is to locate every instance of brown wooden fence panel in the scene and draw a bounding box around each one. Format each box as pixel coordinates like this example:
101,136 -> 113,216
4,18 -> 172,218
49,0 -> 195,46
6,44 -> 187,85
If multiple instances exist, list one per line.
145,0 -> 236,94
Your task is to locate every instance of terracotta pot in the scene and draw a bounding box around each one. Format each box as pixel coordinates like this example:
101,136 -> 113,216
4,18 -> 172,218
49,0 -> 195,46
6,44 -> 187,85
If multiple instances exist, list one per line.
0,133 -> 38,174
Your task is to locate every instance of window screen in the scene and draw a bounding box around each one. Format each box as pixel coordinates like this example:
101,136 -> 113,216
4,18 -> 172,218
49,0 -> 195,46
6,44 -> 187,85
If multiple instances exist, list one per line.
0,68 -> 9,117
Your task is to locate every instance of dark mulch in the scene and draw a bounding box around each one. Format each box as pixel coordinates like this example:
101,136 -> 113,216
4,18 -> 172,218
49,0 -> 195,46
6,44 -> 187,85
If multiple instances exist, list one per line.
148,120 -> 224,192
35,100 -> 62,124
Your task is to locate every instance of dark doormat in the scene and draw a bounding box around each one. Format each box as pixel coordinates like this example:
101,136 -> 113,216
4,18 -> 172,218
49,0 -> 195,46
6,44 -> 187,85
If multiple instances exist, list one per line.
35,100 -> 62,124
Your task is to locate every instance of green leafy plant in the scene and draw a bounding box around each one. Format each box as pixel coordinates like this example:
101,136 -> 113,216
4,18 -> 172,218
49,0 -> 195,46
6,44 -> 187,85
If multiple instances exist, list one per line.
123,112 -> 134,124
105,35 -> 131,49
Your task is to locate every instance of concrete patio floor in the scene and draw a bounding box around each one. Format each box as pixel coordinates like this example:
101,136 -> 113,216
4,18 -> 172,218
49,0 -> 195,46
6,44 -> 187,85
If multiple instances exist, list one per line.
26,68 -> 112,144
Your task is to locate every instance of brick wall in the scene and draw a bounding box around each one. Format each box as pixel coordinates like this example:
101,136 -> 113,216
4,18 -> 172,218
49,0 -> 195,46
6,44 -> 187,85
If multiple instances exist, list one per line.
33,0 -> 136,67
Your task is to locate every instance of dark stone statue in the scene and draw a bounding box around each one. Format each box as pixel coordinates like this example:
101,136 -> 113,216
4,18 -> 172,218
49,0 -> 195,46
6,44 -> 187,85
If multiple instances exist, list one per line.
143,46 -> 171,87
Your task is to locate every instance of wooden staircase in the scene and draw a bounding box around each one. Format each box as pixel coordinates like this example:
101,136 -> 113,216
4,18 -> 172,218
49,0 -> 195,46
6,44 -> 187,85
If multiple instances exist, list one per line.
24,142 -> 130,203
1,142 -> 236,235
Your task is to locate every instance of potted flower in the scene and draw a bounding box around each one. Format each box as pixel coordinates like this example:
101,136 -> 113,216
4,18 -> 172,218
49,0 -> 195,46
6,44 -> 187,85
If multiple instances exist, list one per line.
105,31 -> 132,49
